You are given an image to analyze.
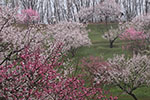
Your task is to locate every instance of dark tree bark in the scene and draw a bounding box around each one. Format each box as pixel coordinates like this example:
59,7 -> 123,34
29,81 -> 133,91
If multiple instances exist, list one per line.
128,93 -> 138,100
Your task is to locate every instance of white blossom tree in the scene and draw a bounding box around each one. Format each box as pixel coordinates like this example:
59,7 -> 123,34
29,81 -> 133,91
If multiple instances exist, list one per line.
52,21 -> 92,56
77,0 -> 122,23
102,27 -> 121,48
0,6 -> 55,65
95,54 -> 150,100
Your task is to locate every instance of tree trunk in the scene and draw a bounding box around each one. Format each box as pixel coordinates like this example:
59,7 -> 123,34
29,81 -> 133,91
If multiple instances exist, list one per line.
105,16 -> 108,26
70,48 -> 76,57
0,97 -> 6,100
71,50 -> 75,57
129,93 -> 138,100
110,41 -> 113,48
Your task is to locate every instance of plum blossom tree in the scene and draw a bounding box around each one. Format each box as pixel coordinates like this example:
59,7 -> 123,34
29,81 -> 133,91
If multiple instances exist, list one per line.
0,43 -> 63,100
94,54 -> 150,100
119,13 -> 150,35
52,21 -> 92,56
0,22 -> 55,65
108,54 -> 150,100
16,8 -> 40,23
80,56 -> 110,85
102,27 -> 120,48
0,6 -> 55,65
103,13 -> 150,49
77,0 -> 122,23
0,6 -> 91,66
0,47 -> 118,100
77,0 -> 122,48
119,27 -> 147,53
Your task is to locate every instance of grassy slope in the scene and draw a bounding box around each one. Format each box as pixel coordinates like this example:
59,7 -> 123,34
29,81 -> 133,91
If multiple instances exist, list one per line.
75,23 -> 131,60
73,23 -> 150,100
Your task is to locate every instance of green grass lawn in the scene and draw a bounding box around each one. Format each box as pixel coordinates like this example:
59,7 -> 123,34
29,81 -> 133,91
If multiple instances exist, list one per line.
72,23 -> 150,100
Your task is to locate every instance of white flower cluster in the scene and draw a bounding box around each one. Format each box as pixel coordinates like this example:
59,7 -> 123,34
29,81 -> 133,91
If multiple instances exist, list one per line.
52,21 -> 92,52
102,27 -> 120,42
108,54 -> 150,91
94,54 -> 150,93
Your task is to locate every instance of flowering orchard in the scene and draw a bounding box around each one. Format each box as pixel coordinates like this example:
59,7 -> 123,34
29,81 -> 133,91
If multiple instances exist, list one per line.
1,0 -> 150,100
0,5 -> 117,100
81,55 -> 150,100
0,5 -> 91,65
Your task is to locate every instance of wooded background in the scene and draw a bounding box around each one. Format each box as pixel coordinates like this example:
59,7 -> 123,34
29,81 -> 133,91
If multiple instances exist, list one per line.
1,0 -> 150,23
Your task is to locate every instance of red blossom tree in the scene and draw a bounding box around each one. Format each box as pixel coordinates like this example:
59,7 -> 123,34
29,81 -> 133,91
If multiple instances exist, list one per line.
0,46 -> 118,100
80,56 -> 110,85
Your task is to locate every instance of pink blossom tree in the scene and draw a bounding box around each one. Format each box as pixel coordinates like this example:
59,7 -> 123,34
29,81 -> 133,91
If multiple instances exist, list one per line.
0,47 -> 118,100
16,8 -> 40,24
103,13 -> 150,49
119,28 -> 146,40
80,56 -> 110,85
119,27 -> 148,53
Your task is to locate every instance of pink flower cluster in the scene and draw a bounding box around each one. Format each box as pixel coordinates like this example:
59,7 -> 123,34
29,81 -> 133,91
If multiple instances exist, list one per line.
120,28 -> 146,40
16,8 -> 39,23
80,56 -> 110,85
119,27 -> 147,52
